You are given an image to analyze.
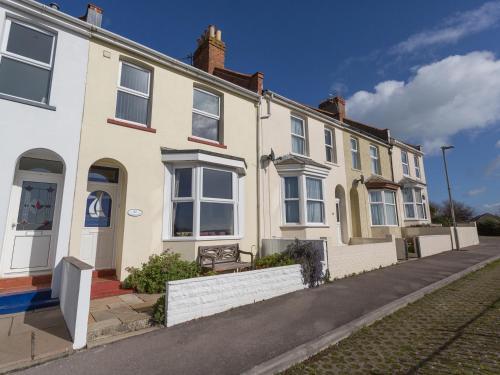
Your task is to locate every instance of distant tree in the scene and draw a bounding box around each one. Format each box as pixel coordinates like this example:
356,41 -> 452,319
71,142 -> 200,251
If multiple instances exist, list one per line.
430,200 -> 475,225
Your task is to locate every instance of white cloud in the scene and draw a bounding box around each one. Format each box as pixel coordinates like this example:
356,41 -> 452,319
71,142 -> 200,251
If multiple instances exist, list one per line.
496,140 -> 500,148
467,187 -> 486,196
483,202 -> 500,209
393,1 -> 500,54
486,155 -> 500,176
346,51 -> 500,152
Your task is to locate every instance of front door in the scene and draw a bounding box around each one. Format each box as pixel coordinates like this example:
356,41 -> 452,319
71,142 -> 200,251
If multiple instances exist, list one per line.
335,198 -> 344,245
80,181 -> 118,269
2,172 -> 62,276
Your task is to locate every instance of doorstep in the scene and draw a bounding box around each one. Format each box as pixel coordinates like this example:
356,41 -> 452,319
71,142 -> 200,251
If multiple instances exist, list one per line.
87,293 -> 162,344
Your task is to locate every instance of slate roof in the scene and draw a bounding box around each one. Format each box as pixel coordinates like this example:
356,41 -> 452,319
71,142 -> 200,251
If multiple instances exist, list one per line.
274,154 -> 330,170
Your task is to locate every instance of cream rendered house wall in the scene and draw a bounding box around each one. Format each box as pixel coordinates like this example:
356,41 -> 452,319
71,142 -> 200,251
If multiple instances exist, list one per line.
342,131 -> 397,239
259,98 -> 350,245
391,144 -> 431,227
68,40 -> 259,279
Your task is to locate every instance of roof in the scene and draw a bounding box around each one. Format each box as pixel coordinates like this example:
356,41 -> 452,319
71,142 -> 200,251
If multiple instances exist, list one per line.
213,67 -> 263,94
365,175 -> 400,191
399,176 -> 427,187
343,118 -> 390,142
274,154 -> 330,170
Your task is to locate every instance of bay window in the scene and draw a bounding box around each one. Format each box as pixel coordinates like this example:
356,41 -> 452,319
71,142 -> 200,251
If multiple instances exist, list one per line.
369,190 -> 398,226
0,19 -> 56,104
403,187 -> 427,220
282,175 -> 325,225
401,150 -> 410,176
169,165 -> 240,239
291,116 -> 306,155
192,88 -> 221,142
284,177 -> 300,223
116,61 -> 151,125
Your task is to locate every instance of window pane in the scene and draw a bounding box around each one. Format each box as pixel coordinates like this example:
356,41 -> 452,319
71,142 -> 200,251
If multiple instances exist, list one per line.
415,189 -> 423,203
19,157 -> 63,174
88,166 -> 119,183
402,188 -> 414,203
7,23 -> 53,64
370,203 -> 385,225
369,146 -> 378,158
192,112 -> 219,141
193,89 -> 219,116
16,181 -> 57,230
326,147 -> 333,162
284,177 -> 298,199
307,201 -> 323,223
417,204 -> 425,219
200,202 -> 233,236
404,204 -> 415,218
292,135 -> 305,155
285,201 -> 299,223
352,150 -> 360,169
384,191 -> 396,204
350,138 -> 358,150
371,159 -> 379,174
174,169 -> 192,197
385,204 -> 398,225
324,129 -> 332,146
203,169 -> 232,199
172,202 -> 193,237
85,191 -> 112,228
0,57 -> 50,103
369,191 -> 382,202
306,178 -> 323,200
403,164 -> 409,175
116,91 -> 149,124
401,151 -> 408,163
120,63 -> 149,94
291,117 -> 304,136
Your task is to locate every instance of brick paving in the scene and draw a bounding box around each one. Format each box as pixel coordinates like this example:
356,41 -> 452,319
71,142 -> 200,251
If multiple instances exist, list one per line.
284,259 -> 500,375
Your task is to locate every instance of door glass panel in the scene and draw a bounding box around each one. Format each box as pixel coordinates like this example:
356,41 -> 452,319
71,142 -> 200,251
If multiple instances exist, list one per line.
84,191 -> 112,227
18,157 -> 63,174
16,181 -> 57,230
88,166 -> 119,183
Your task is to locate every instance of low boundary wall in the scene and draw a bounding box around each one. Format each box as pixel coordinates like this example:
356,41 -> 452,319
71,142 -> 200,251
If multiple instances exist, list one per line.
60,256 -> 92,349
417,235 -> 453,257
328,235 -> 397,279
165,265 -> 305,327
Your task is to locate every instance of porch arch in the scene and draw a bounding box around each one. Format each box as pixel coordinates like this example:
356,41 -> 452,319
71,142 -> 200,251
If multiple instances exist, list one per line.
335,185 -> 348,244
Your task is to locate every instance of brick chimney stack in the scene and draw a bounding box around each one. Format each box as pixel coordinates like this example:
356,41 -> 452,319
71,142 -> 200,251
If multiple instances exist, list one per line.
319,96 -> 346,122
193,25 -> 226,74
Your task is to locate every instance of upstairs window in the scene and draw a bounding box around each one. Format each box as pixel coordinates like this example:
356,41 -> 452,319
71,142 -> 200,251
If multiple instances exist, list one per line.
192,88 -> 221,142
324,128 -> 337,163
414,155 -> 421,179
116,61 -> 151,125
351,137 -> 361,170
291,116 -> 306,155
401,150 -> 410,176
369,145 -> 381,175
0,20 -> 56,104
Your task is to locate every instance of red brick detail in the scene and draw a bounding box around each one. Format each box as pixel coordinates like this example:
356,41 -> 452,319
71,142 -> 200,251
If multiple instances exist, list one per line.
213,68 -> 264,95
193,37 -> 226,74
107,118 -> 157,133
187,136 -> 227,149
319,97 -> 346,123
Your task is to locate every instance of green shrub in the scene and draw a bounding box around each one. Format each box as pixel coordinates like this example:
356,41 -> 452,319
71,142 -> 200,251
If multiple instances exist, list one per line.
123,251 -> 201,293
477,220 -> 500,236
255,252 -> 295,269
152,295 -> 165,324
285,239 -> 324,288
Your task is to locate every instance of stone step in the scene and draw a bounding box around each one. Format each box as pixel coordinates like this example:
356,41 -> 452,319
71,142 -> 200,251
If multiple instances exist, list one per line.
87,313 -> 155,342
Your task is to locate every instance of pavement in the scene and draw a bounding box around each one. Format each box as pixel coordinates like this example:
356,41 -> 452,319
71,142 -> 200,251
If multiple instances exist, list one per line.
15,237 -> 500,375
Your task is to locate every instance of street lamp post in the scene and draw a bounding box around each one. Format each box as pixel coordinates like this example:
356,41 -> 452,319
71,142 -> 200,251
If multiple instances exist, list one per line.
441,145 -> 460,250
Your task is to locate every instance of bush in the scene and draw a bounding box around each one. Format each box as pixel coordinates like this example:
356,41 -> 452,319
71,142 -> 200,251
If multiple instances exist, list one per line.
152,295 -> 165,324
123,251 -> 201,293
255,252 -> 295,269
477,220 -> 500,236
285,239 -> 324,288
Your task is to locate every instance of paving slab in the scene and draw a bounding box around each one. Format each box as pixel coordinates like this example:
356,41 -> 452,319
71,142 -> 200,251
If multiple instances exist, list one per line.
33,325 -> 72,360
0,331 -> 31,365
90,309 -> 116,322
118,294 -> 144,305
0,316 -> 13,337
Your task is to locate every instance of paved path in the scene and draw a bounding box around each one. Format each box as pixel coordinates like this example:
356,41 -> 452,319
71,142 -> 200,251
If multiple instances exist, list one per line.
18,237 -> 500,375
284,254 -> 500,374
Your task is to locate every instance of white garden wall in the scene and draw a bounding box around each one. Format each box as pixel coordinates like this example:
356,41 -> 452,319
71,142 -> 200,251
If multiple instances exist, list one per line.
59,257 -> 92,349
328,235 -> 397,279
453,225 -> 480,249
165,265 -> 305,327
417,235 -> 452,257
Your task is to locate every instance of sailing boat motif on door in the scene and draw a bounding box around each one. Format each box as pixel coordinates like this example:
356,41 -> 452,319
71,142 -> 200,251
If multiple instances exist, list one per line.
85,190 -> 112,227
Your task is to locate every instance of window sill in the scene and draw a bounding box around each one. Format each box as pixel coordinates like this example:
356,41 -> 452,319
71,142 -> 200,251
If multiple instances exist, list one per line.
107,118 -> 157,133
163,236 -> 242,242
280,224 -> 329,229
370,225 -> 399,228
0,93 -> 56,111
188,136 -> 227,149
325,161 -> 340,167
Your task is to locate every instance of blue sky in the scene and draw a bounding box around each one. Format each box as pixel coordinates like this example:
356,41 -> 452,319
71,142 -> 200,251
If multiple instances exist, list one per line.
54,0 -> 500,214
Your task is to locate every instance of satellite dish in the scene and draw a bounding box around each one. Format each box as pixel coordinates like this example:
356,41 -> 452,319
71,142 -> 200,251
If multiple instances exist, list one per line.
269,149 -> 275,162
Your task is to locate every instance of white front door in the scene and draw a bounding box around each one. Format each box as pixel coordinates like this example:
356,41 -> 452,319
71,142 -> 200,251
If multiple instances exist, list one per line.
335,198 -> 344,245
80,182 -> 118,269
1,172 -> 63,276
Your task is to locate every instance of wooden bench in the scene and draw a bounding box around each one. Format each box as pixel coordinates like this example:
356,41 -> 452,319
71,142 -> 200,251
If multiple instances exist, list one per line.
197,244 -> 254,272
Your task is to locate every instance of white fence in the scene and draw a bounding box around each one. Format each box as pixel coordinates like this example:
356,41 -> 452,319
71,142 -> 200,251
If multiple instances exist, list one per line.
59,256 -> 92,349
327,235 -> 397,279
165,265 -> 305,327
417,235 -> 453,257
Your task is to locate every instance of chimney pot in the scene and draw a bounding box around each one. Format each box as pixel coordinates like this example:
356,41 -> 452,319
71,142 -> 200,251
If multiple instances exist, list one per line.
209,25 -> 215,38
49,3 -> 60,10
193,25 -> 226,74
81,3 -> 103,28
216,29 -> 222,41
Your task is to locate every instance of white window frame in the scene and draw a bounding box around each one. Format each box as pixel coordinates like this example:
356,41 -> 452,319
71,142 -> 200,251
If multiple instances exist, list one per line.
369,144 -> 381,175
369,189 -> 398,227
414,155 -> 421,179
0,19 -> 56,104
167,164 -> 241,240
351,137 -> 361,170
291,115 -> 307,156
401,150 -> 410,176
281,174 -> 326,226
402,187 -> 427,220
116,60 -> 151,126
283,176 -> 300,224
324,127 -> 337,163
192,87 -> 221,142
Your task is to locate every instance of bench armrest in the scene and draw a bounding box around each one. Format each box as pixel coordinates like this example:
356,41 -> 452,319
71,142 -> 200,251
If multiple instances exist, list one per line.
199,254 -> 216,270
238,250 -> 254,268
